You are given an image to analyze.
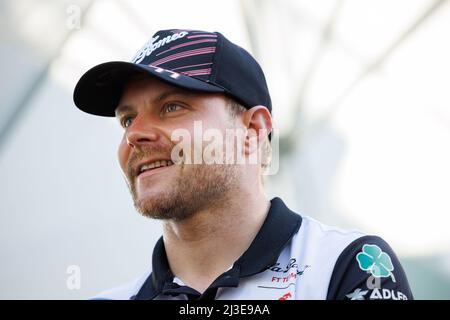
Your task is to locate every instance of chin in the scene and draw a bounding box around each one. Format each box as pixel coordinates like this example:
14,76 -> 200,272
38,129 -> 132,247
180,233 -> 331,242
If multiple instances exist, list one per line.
135,189 -> 164,207
134,189 -> 172,219
133,188 -> 196,221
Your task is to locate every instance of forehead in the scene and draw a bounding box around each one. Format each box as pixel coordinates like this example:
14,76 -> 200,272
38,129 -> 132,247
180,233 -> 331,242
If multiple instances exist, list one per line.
121,73 -> 188,98
116,74 -> 194,113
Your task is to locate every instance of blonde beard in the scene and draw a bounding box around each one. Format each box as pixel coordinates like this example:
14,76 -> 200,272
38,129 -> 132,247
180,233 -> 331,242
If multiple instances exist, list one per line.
130,162 -> 239,221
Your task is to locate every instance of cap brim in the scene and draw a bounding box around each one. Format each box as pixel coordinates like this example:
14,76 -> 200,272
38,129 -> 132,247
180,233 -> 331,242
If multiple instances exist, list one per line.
73,61 -> 225,117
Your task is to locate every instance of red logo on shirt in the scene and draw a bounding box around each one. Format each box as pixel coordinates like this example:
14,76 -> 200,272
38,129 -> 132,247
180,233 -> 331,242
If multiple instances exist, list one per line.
278,292 -> 292,300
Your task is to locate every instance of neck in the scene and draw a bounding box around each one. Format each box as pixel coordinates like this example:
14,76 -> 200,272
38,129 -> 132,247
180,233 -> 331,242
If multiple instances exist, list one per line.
162,186 -> 270,294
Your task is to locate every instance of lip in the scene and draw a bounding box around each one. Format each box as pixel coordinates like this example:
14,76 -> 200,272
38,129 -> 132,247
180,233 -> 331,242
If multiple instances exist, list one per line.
135,158 -> 172,176
137,163 -> 174,180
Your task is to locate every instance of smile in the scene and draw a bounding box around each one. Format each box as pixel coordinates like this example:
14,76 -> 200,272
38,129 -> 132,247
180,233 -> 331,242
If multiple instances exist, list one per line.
137,160 -> 175,179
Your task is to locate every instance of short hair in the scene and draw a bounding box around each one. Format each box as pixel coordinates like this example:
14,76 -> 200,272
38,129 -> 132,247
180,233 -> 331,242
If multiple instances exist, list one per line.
225,97 -> 272,174
226,96 -> 248,118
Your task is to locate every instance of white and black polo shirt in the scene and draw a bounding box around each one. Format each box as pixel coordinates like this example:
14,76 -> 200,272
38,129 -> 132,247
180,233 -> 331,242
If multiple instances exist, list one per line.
92,197 -> 413,300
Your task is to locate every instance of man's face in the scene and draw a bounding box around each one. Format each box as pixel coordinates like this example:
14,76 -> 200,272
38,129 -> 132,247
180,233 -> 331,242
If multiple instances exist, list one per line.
116,75 -> 242,221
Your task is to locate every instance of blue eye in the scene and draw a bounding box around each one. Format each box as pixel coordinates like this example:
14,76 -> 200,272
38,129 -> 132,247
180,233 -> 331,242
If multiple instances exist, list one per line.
121,116 -> 134,128
163,103 -> 182,114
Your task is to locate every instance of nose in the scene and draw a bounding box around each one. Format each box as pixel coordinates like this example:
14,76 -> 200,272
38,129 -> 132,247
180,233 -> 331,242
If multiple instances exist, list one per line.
125,115 -> 159,149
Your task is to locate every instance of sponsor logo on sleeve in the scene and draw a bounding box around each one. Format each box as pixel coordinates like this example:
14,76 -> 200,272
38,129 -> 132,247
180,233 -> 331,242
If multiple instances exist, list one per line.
356,244 -> 396,282
346,288 -> 368,300
346,288 -> 409,300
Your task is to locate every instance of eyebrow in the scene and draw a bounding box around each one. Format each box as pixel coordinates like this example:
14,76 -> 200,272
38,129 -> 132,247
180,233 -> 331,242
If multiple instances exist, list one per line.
115,88 -> 194,117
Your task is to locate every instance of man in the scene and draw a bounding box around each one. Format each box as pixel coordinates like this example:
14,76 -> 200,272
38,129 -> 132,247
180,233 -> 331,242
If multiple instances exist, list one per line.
73,29 -> 413,300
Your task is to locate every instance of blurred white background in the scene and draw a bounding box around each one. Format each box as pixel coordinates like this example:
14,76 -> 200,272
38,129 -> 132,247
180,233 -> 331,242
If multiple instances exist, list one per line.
1,0 -> 449,299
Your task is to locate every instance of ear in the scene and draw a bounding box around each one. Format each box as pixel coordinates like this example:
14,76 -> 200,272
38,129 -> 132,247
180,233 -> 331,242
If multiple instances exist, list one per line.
242,106 -> 272,155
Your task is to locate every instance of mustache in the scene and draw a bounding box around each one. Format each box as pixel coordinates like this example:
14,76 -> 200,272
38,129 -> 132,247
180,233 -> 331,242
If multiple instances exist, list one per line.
126,147 -> 172,180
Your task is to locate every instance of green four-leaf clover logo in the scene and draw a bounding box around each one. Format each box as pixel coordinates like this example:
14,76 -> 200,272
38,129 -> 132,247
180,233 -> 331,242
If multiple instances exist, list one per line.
356,244 -> 396,283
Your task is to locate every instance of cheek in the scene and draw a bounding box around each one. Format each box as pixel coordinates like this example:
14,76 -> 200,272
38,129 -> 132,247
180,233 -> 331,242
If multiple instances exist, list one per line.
117,136 -> 130,173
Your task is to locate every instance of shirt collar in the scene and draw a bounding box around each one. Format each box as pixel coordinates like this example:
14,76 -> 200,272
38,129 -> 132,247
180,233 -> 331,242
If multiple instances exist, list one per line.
132,197 -> 302,300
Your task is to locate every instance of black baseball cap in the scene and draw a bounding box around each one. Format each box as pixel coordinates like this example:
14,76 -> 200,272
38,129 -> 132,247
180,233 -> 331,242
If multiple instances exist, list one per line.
73,29 -> 272,116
